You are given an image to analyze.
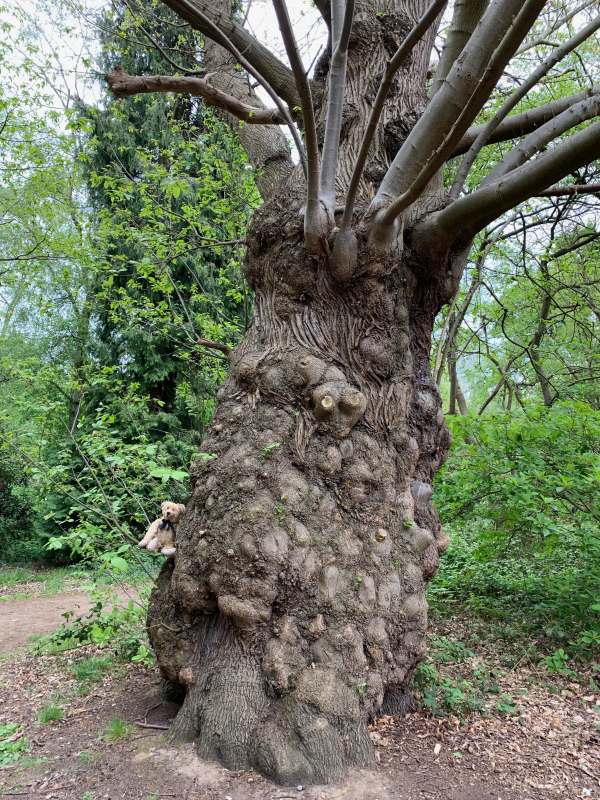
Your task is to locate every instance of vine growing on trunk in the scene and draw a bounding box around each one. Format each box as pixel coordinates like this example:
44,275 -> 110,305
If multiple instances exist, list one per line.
106,0 -> 600,786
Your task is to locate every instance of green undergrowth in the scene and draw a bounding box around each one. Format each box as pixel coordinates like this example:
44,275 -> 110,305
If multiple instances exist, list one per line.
432,405 -> 600,664
0,723 -> 29,767
413,634 -> 523,718
414,627 -> 598,720
30,593 -> 155,672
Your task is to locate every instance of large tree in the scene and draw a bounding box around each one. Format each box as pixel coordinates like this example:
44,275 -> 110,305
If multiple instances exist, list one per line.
109,0 -> 600,785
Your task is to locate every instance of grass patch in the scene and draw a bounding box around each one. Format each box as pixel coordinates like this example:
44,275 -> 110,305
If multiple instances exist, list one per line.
71,656 -> 113,687
0,565 -> 89,597
0,723 -> 28,767
77,750 -> 96,764
0,567 -> 38,588
102,717 -> 133,742
0,591 -> 32,602
38,704 -> 64,724
42,573 -> 67,595
14,755 -> 48,770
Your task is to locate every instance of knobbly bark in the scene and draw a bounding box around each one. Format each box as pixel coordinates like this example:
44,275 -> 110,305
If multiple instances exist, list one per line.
148,190 -> 453,784
146,0 -> 453,785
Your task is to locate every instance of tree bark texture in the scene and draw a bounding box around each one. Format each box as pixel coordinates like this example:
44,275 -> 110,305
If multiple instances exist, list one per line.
149,187 -> 455,783
147,0 -> 480,785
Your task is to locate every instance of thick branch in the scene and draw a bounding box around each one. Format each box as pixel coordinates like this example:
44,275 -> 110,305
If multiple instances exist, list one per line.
451,87 -> 599,156
159,0 -> 299,107
196,337 -> 231,358
106,67 -> 284,124
370,0 -> 546,234
431,0 -> 489,95
340,0 -> 447,231
486,93 -> 600,182
451,14 -> 600,196
427,121 -> 600,241
159,0 -> 306,173
320,0 -> 354,212
272,0 -> 323,250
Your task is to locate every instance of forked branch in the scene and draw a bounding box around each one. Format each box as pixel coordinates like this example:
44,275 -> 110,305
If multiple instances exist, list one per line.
340,0 -> 447,231
162,0 -> 306,173
428,121 -> 600,240
369,0 -> 546,237
451,14 -> 600,197
159,0 -> 299,106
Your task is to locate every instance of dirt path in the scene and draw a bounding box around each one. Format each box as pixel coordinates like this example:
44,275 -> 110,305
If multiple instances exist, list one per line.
0,592 -> 95,653
0,588 -> 138,653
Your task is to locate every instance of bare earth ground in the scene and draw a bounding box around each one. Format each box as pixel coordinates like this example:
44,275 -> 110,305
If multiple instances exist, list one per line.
0,589 -> 598,800
0,593 -> 95,654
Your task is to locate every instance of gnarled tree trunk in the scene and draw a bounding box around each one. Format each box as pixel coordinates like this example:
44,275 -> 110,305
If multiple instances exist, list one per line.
124,0 -> 600,786
147,3 -> 453,784
148,199 -> 454,784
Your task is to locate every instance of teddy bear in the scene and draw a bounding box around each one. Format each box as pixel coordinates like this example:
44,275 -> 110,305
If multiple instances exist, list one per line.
138,501 -> 186,557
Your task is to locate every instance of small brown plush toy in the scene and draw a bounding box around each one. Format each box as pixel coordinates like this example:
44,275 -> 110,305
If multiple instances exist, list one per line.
138,501 -> 185,557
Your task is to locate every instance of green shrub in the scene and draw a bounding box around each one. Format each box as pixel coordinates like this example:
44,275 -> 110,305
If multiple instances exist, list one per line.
26,376 -> 194,565
432,402 -> 600,658
0,453 -> 38,564
32,597 -> 155,667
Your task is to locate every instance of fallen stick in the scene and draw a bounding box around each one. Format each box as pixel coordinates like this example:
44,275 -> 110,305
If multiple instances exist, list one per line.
134,720 -> 170,730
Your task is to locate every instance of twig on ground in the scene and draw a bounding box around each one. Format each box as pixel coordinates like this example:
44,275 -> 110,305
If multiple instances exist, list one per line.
134,720 -> 170,730
556,757 -> 599,782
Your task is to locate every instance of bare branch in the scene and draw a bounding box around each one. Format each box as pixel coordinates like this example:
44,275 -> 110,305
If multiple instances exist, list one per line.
314,0 -> 331,27
427,121 -> 600,241
340,0 -> 447,231
451,87 -> 599,156
272,0 -> 323,251
320,0 -> 354,213
431,0 -> 489,95
451,14 -> 600,196
159,0 -> 306,172
536,183 -> 600,197
196,337 -> 231,358
106,67 -> 285,124
370,0 -> 546,237
517,0 -> 597,54
159,0 -> 299,107
486,92 -> 600,182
